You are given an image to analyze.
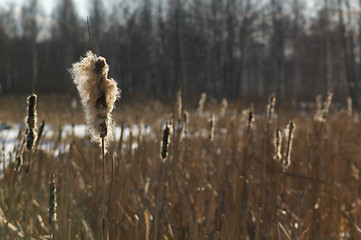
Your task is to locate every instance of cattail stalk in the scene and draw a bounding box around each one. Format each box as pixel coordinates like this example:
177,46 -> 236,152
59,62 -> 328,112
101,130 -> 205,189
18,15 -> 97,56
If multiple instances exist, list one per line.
347,97 -> 352,117
49,174 -> 57,240
209,113 -> 215,141
161,123 -> 171,161
197,93 -> 207,114
266,93 -> 276,124
177,88 -> 182,122
314,95 -> 323,121
15,131 -> 27,171
182,111 -> 189,137
26,94 -> 38,150
220,98 -> 228,117
273,128 -> 282,162
247,105 -> 255,135
321,89 -> 333,121
314,89 -> 333,122
34,120 -> 45,153
283,121 -> 296,169
71,51 -> 120,240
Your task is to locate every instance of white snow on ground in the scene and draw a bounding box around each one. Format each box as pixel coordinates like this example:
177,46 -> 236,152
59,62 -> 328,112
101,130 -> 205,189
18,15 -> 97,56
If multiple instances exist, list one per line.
0,122 -> 153,163
1,115 -> 239,164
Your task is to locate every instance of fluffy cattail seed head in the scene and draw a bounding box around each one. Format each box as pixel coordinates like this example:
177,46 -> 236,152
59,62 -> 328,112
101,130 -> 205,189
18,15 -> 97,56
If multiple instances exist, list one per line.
70,51 -> 120,148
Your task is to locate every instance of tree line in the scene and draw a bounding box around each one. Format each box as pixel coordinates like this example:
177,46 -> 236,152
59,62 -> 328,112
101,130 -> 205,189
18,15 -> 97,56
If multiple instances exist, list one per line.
0,0 -> 360,104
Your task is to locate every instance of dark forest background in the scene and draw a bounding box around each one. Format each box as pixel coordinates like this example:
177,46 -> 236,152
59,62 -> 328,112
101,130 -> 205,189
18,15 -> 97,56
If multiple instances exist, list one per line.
0,0 -> 361,104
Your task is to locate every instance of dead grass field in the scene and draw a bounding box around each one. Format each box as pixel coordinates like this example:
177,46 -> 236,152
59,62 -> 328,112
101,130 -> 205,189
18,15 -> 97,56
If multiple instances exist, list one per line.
0,93 -> 360,239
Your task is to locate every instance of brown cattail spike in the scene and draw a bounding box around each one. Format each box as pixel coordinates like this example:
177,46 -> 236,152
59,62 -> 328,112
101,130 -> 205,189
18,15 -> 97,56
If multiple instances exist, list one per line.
247,104 -> 255,135
347,97 -> 352,117
177,88 -> 182,122
314,89 -> 333,122
273,128 -> 283,162
220,98 -> 228,117
197,93 -> 207,114
35,120 -> 45,152
25,94 -> 38,150
26,129 -> 37,150
161,123 -> 171,160
49,174 -> 57,225
27,94 -> 37,130
183,110 -> 189,136
266,93 -> 276,124
209,113 -> 215,141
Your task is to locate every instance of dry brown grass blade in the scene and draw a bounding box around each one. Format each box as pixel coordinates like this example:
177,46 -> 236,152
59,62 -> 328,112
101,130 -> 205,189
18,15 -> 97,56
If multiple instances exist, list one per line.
81,219 -> 95,240
0,212 -> 24,238
340,210 -> 361,235
145,209 -> 150,240
277,221 -> 292,240
221,214 -> 230,240
232,176 -> 244,239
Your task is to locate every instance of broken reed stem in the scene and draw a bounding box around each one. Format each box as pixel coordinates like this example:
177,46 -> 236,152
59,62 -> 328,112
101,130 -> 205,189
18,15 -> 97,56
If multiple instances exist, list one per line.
101,136 -> 108,240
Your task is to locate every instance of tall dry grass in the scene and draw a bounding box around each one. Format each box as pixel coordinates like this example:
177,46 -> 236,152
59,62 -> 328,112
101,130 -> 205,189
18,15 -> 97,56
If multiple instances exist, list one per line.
0,93 -> 360,239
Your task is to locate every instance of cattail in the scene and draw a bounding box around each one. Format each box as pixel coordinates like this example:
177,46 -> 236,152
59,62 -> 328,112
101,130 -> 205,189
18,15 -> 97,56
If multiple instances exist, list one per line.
273,128 -> 282,162
15,130 -> 27,171
49,174 -> 57,226
220,98 -> 228,117
197,93 -> 207,114
161,123 -> 171,160
177,88 -> 182,122
35,120 -> 45,152
182,110 -> 189,137
25,94 -> 38,150
347,97 -> 352,117
321,89 -> 333,120
266,93 -> 276,124
70,51 -> 120,149
15,156 -> 23,172
247,104 -> 255,134
314,95 -> 323,121
314,89 -> 333,122
283,121 -> 296,169
209,113 -> 215,141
